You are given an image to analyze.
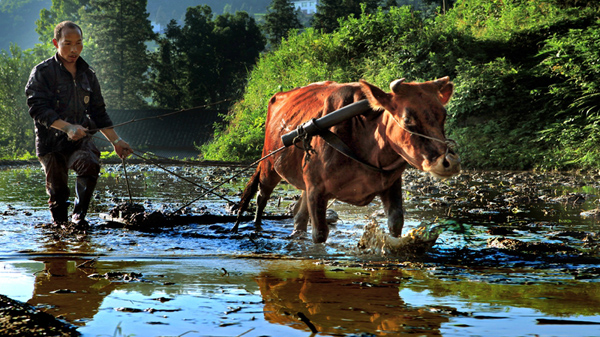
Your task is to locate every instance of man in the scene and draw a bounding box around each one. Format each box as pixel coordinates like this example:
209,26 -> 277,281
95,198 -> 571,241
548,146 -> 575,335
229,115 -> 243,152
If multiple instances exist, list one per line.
25,21 -> 133,227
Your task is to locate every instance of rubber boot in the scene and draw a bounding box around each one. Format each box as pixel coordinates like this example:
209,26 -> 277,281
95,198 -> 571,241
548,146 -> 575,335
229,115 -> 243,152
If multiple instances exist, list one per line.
72,176 -> 98,227
50,202 -> 69,225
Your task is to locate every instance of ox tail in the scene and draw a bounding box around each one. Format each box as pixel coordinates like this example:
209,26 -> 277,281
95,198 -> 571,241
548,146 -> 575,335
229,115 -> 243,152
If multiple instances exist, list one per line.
231,166 -> 261,232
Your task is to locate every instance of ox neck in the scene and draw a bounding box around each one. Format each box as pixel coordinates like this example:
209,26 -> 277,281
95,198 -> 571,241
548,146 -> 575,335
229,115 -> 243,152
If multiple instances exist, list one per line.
378,156 -> 407,171
368,116 -> 408,172
315,108 -> 408,174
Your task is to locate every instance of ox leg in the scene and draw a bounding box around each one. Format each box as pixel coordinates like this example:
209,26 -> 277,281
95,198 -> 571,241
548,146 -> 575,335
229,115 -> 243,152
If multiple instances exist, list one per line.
290,191 -> 309,237
380,178 -> 404,237
253,183 -> 277,231
232,162 -> 281,233
306,188 -> 329,243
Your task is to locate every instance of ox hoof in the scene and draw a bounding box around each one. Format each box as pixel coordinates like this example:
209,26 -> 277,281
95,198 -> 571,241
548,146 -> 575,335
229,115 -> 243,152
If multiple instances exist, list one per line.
289,229 -> 308,240
312,231 -> 329,244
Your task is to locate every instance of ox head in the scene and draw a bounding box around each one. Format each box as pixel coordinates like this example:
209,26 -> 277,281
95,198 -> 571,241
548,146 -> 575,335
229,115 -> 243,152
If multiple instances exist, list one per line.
360,77 -> 460,178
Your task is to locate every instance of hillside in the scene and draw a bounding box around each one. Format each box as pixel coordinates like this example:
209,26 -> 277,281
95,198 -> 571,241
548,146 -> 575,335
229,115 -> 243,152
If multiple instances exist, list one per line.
0,0 -> 51,51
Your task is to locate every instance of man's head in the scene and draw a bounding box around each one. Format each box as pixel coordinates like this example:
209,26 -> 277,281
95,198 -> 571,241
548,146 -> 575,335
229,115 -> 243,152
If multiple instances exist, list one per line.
53,21 -> 83,65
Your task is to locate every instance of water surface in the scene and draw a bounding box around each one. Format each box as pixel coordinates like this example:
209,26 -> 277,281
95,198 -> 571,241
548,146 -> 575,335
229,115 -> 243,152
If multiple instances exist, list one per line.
1,163 -> 600,336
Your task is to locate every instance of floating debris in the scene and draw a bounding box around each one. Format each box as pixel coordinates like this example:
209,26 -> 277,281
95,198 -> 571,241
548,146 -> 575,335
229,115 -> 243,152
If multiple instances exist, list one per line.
487,237 -> 578,254
357,219 -> 441,257
108,202 -> 146,218
49,289 -> 76,294
581,208 -> 600,218
88,271 -> 143,282
106,203 -> 168,229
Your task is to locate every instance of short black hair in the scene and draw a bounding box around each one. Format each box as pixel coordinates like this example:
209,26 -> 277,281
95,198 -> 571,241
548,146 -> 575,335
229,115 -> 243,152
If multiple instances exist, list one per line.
54,21 -> 83,41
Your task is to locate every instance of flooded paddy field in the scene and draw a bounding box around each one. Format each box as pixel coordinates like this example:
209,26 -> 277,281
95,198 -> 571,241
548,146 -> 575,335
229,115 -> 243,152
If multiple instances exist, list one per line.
1,162 -> 600,336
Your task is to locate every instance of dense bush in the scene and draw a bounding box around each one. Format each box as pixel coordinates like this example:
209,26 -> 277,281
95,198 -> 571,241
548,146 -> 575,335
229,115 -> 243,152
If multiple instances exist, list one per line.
536,18 -> 600,169
202,0 -> 600,171
0,45 -> 50,159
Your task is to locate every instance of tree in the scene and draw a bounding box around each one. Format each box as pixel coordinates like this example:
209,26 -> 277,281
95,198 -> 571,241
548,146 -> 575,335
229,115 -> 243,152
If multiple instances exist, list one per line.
148,28 -> 186,109
80,0 -> 156,109
0,45 -> 49,158
35,0 -> 89,44
312,0 -> 382,33
383,0 -> 398,9
154,5 -> 218,109
421,0 -> 457,13
262,0 -> 303,47
149,5 -> 265,109
213,11 -> 266,100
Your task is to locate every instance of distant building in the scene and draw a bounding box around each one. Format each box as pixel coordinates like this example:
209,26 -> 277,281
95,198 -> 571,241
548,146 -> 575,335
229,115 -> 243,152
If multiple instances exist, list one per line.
292,0 -> 319,15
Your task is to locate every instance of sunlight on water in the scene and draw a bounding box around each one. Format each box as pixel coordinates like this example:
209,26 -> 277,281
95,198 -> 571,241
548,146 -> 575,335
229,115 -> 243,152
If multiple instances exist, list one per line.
2,164 -> 600,336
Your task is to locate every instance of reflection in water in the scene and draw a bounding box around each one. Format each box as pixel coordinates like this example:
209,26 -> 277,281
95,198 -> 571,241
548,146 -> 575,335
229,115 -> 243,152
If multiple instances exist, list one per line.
27,257 -> 117,325
24,228 -> 116,324
2,258 -> 600,336
256,266 -> 448,336
3,166 -> 600,336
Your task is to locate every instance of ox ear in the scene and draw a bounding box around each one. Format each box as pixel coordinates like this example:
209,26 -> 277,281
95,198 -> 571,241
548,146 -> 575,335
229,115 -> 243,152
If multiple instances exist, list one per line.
359,79 -> 391,112
433,76 -> 454,105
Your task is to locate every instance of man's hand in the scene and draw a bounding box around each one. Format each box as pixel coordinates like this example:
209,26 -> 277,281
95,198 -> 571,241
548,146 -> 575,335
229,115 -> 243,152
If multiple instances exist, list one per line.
63,124 -> 88,141
51,120 -> 88,141
113,139 -> 133,159
100,128 -> 133,159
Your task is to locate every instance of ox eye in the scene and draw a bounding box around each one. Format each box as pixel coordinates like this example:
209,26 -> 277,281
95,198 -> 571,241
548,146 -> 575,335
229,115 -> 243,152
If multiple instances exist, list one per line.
403,116 -> 415,126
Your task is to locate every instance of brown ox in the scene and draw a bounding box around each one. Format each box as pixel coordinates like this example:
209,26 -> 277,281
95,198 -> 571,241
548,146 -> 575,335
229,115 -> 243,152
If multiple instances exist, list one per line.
233,77 -> 460,243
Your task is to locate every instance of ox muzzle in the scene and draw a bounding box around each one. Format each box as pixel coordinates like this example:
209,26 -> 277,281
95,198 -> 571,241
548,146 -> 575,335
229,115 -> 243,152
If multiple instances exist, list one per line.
427,149 -> 461,178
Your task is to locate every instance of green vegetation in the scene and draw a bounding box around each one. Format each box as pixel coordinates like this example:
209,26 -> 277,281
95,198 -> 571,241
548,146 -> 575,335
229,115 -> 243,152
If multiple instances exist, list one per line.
262,0 -> 302,47
1,0 -> 599,170
0,44 -> 50,159
312,0 -> 382,33
150,5 -> 264,109
202,0 -> 600,171
0,0 -> 267,160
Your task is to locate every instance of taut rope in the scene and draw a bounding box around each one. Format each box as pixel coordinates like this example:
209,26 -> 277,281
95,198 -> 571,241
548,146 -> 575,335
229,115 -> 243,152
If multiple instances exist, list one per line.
387,111 -> 458,155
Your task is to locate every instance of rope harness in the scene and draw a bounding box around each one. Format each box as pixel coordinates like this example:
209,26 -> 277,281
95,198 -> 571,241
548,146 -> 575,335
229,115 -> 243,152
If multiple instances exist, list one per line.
292,123 -> 316,166
387,111 -> 458,157
98,97 -> 458,213
289,109 -> 459,173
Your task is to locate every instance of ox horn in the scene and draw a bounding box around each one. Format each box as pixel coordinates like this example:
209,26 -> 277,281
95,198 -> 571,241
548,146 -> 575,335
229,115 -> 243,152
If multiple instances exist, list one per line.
433,76 -> 451,87
390,78 -> 406,94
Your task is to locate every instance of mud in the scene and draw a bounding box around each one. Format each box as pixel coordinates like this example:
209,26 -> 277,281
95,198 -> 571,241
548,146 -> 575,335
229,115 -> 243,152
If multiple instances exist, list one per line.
0,294 -> 80,336
1,164 -> 600,336
107,202 -> 168,229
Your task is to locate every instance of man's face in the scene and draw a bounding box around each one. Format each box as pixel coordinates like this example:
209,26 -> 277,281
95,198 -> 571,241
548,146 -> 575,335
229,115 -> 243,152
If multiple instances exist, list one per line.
53,27 -> 83,65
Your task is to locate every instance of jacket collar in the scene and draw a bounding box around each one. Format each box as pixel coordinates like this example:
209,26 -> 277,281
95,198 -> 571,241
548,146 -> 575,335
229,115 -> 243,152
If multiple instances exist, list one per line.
53,53 -> 90,75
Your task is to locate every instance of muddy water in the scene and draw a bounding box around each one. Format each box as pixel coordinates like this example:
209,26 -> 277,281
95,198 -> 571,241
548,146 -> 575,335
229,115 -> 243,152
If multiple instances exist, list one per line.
1,163 -> 600,336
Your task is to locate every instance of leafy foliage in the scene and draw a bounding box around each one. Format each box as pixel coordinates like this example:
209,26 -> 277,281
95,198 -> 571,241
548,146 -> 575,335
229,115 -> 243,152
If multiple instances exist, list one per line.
149,5 -> 264,110
35,0 -> 88,44
262,0 -> 303,47
2,0 -> 600,169
312,0 -> 382,33
0,45 -> 51,158
80,0 -> 156,109
536,18 -> 600,169
0,0 -> 51,51
202,0 -> 600,172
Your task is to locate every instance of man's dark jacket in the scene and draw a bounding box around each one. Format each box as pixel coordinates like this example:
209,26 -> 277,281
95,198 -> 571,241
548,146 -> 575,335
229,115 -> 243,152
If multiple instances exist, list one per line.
25,54 -> 113,156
